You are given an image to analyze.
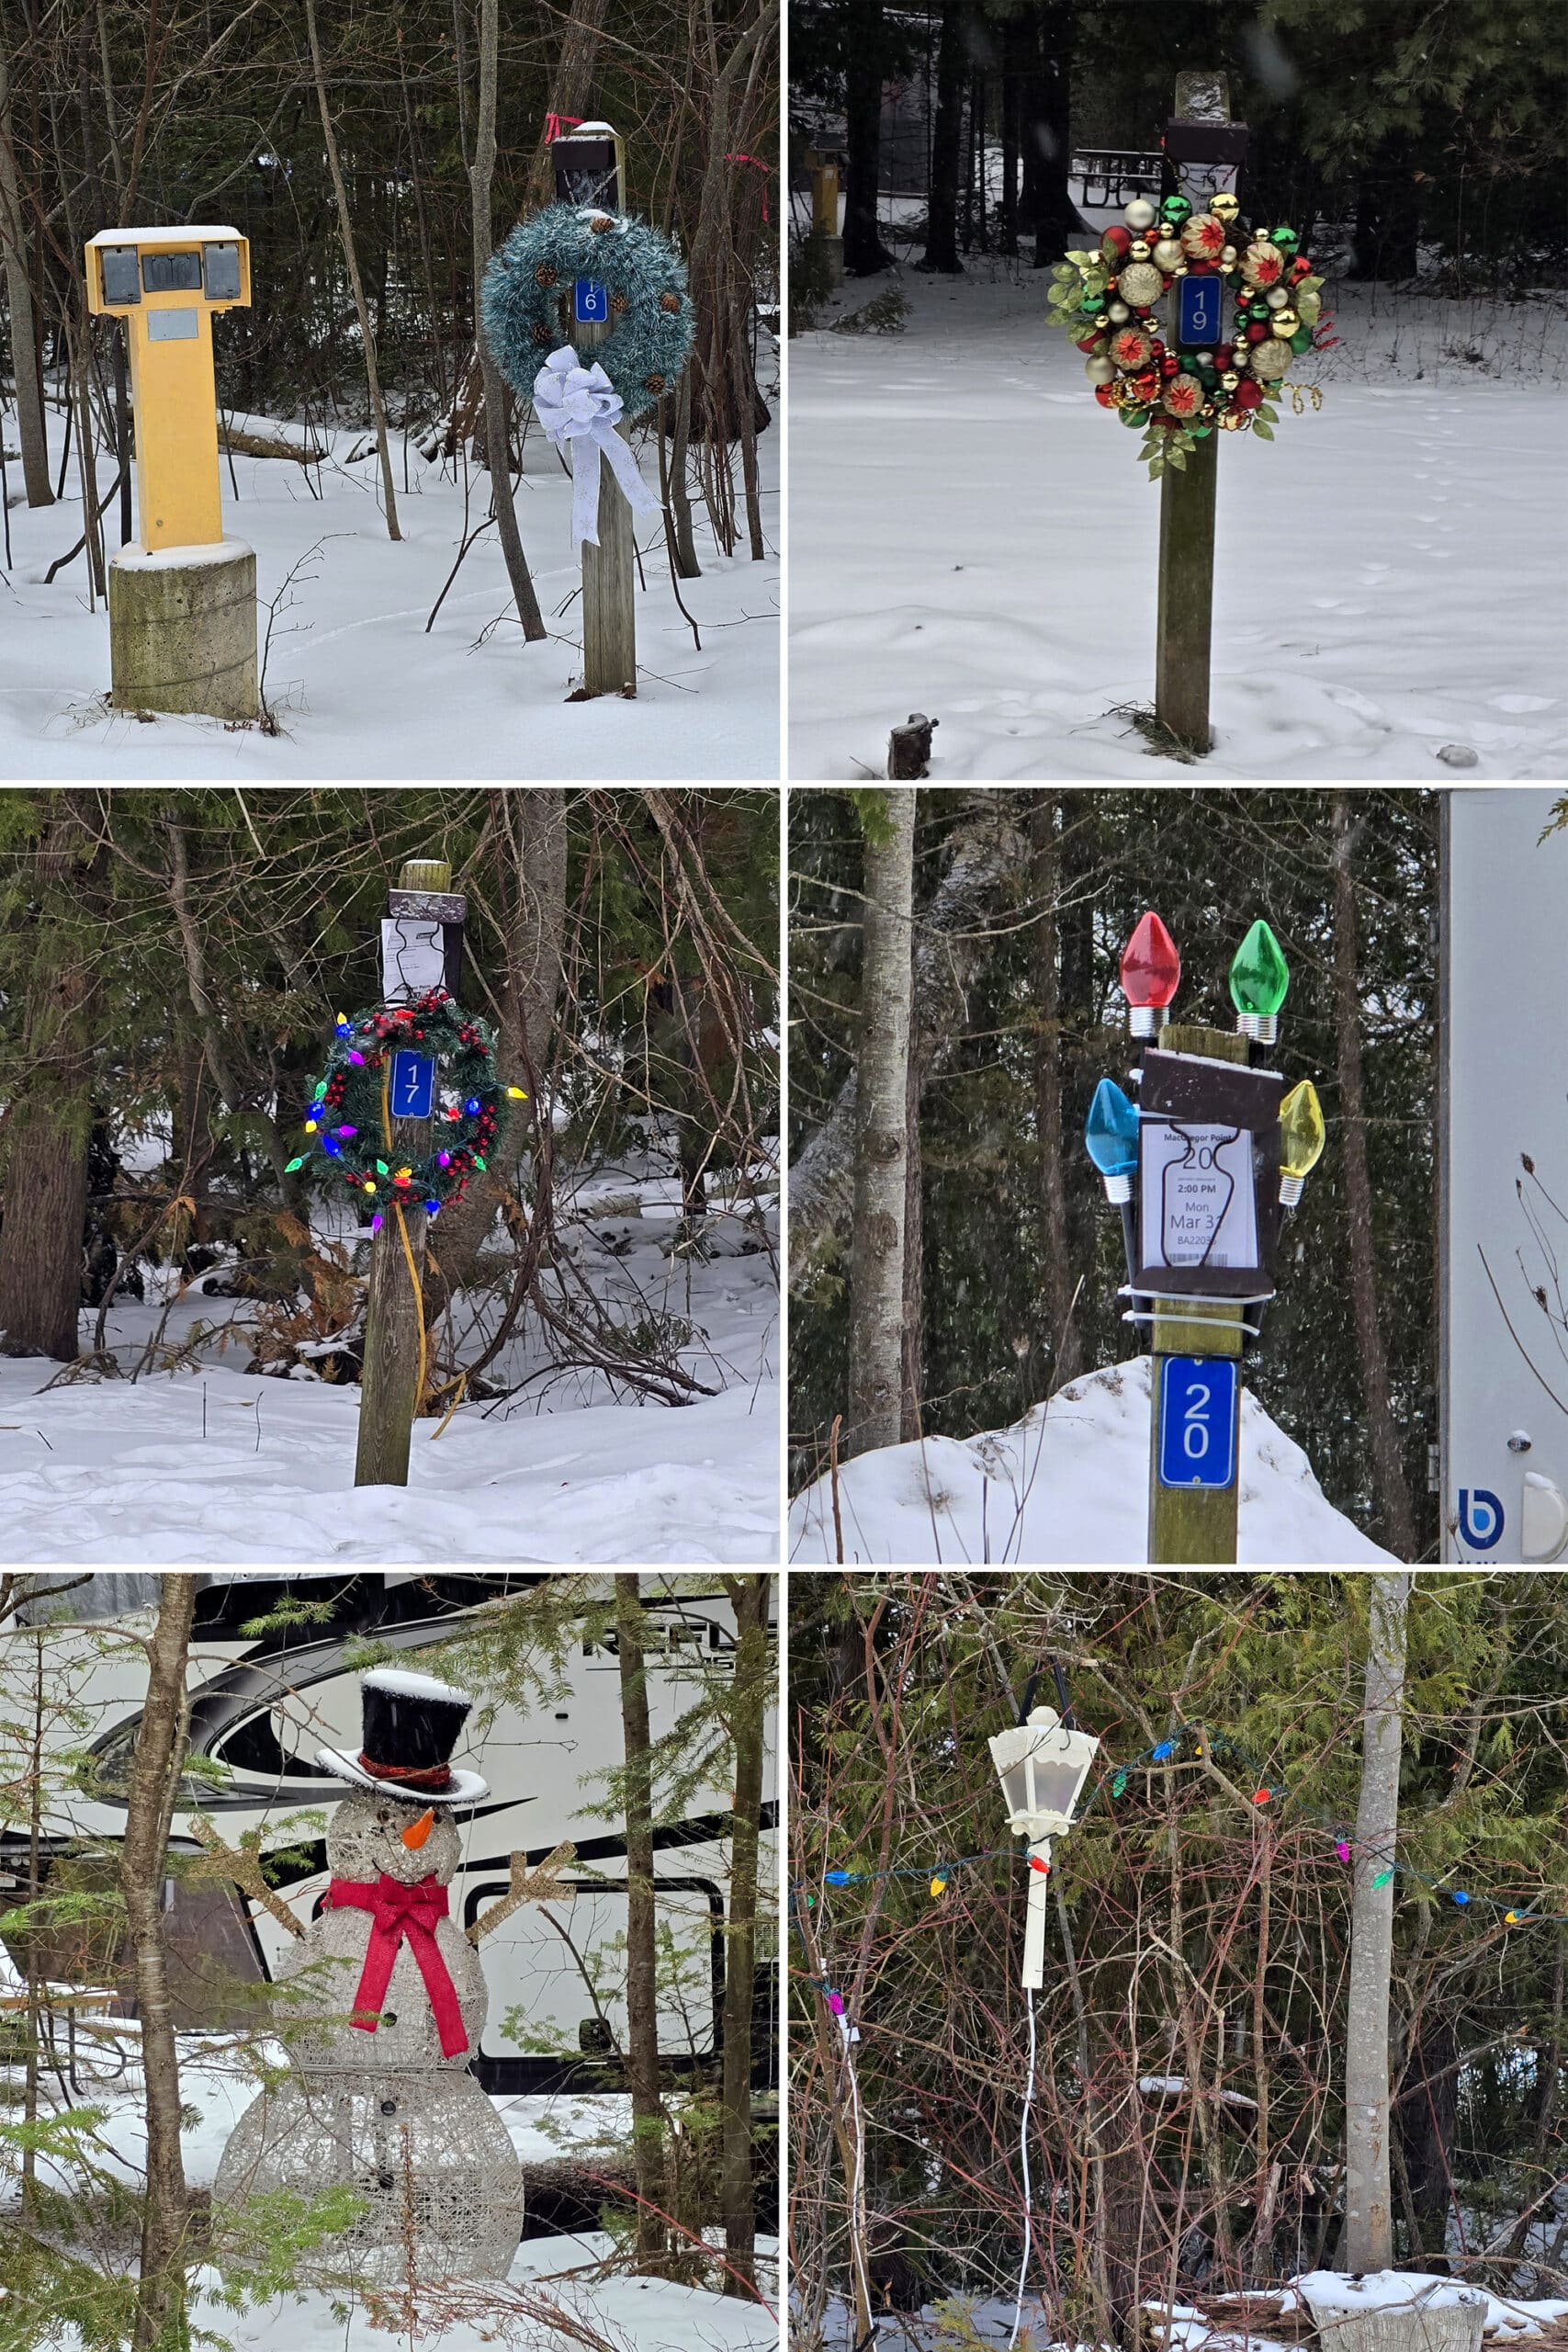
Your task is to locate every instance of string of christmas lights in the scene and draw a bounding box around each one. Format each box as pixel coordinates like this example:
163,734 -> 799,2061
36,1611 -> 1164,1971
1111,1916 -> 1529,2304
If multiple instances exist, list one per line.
797,1718 -> 1568,2031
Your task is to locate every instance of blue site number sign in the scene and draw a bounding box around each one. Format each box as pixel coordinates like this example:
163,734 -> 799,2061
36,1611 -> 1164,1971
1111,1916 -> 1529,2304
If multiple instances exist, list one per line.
389,1050 -> 434,1121
574,277 -> 609,325
1157,1355 -> 1238,1490
1177,273 -> 1223,349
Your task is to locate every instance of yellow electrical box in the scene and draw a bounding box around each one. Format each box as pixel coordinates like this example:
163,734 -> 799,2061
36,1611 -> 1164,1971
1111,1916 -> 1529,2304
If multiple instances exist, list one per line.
85,226 -> 251,554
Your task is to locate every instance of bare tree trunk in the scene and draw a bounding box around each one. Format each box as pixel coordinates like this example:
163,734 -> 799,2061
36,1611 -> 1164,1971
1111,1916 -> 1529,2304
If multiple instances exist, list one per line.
427,787 -> 566,1296
0,802 -> 97,1361
1344,1570 -> 1410,2276
615,1573 -> 669,2272
847,788 -> 914,1457
900,1043 -> 923,1440
303,0 -> 400,540
123,1574 -> 197,2352
470,0 -> 546,639
0,31 -> 53,506
525,0 -> 612,209
1331,792 -> 1416,1560
1031,790 -> 1077,1385
791,790 -> 1026,1289
718,1573 -> 769,2294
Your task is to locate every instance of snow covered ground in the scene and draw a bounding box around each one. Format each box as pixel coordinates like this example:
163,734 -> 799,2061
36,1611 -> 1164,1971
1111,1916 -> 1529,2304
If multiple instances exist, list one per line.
787,263 -> 1566,779
789,1356 -> 1392,1564
12,2040 -> 779,2349
0,1163 -> 779,1564
810,2276 -> 1568,2352
0,397 -> 779,779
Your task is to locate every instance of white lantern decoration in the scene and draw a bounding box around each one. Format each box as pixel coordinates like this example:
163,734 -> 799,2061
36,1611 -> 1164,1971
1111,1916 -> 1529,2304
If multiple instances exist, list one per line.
988,1705 -> 1100,1989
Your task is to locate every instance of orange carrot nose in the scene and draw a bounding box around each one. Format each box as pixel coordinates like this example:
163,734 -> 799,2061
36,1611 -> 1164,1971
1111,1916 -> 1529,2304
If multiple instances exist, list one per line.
401,1807 -> 435,1850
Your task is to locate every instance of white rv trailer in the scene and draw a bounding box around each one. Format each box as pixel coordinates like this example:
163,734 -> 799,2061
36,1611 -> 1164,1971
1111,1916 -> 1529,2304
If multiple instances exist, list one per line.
0,1573 -> 777,2096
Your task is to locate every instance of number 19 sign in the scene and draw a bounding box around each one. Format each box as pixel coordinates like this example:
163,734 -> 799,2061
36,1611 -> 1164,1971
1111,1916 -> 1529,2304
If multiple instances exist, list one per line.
1157,1355 -> 1238,1489
1177,274 -> 1223,349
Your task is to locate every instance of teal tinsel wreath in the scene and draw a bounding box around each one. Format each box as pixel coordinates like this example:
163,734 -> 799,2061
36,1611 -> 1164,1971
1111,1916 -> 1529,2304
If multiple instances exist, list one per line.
286,990 -> 525,1225
481,204 -> 696,424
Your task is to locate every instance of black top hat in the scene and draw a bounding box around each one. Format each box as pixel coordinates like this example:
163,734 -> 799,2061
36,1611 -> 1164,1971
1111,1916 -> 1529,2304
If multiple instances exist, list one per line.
316,1669 -> 489,1807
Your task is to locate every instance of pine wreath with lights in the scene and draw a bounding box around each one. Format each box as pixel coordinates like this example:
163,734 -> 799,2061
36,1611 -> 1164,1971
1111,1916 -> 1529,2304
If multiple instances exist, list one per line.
286,991 -> 526,1226
1046,192 -> 1330,479
481,204 -> 695,422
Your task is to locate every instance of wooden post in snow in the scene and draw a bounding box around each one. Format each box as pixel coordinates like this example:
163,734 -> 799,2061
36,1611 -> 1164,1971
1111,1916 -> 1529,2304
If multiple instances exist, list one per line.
1145,1019 -> 1247,1564
560,120 -> 637,698
1343,1572 -> 1410,2271
1154,74 -> 1249,755
355,855 -> 464,1488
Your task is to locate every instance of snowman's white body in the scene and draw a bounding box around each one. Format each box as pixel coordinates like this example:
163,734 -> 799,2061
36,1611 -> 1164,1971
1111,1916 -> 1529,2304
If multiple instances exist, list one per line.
213,1790 -> 525,2283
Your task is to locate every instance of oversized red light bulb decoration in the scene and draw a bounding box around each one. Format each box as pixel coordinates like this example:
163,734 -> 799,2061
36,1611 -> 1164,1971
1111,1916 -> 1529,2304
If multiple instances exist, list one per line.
1120,910 -> 1181,1036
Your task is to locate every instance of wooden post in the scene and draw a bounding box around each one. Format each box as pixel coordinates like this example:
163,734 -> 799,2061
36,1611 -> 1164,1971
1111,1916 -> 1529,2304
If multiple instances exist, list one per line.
576,312 -> 637,697
1146,1020 -> 1247,1563
1155,429 -> 1218,752
572,119 -> 637,699
1153,73 -> 1244,757
354,855 -> 456,1489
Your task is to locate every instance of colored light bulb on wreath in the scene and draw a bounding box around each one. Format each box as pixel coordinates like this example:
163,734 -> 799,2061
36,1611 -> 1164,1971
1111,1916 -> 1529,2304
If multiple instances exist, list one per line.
1085,1079 -> 1140,1204
322,1136 -> 341,1157
369,1212 -> 383,1232
1119,910 -> 1180,1035
1229,919 -> 1290,1040
1278,1080 -> 1325,1208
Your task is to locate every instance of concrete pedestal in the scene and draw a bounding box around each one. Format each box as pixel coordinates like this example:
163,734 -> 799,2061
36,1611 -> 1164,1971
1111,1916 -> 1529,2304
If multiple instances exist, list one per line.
108,537 -> 259,721
807,230 -> 845,289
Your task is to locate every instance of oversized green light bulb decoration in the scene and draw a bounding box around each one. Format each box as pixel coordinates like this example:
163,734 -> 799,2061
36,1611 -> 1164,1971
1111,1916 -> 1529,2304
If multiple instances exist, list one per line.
1278,1080 -> 1325,1206
1229,919 -> 1291,1043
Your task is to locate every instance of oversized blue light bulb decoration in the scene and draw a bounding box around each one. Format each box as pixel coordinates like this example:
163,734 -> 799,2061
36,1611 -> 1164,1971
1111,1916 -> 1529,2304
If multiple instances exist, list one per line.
1085,1079 -> 1140,1204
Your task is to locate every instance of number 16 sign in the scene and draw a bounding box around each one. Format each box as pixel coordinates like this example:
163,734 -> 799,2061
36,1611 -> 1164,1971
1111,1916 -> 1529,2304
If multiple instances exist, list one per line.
1157,1355 -> 1238,1489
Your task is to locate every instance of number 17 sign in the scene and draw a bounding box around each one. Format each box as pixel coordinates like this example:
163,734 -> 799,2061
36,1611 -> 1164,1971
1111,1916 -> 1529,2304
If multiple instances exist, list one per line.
1157,1355 -> 1238,1489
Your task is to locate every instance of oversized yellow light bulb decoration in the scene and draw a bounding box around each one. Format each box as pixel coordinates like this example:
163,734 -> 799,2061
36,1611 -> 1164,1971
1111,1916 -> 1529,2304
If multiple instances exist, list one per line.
1278,1080 -> 1325,1206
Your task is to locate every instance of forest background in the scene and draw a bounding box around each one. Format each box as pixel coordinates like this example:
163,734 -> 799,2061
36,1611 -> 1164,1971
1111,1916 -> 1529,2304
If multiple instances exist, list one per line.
789,787 -> 1435,1562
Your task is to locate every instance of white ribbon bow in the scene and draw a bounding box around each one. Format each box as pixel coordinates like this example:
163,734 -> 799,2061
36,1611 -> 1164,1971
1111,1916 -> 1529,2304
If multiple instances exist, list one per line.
533,345 -> 663,548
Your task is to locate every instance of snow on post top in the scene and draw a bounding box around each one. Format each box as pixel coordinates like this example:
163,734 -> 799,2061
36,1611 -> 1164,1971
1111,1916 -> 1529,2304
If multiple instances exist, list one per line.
87,225 -> 243,246
361,1668 -> 473,1706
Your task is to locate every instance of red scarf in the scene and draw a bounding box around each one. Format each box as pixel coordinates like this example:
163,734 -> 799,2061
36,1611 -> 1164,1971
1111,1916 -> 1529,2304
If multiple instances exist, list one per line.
325,1872 -> 468,2058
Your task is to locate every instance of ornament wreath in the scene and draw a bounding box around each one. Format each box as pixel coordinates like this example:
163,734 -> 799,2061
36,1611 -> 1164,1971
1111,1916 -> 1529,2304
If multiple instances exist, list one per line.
1047,191 -> 1330,479
481,204 -> 695,423
287,990 -> 526,1226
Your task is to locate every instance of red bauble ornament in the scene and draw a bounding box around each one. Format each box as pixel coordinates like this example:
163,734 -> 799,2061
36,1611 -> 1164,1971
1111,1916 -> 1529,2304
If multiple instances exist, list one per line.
1160,356 -> 1179,376
1102,225 -> 1133,258
1234,379 -> 1263,410
1077,334 -> 1104,354
1213,344 -> 1233,368
1247,322 -> 1269,343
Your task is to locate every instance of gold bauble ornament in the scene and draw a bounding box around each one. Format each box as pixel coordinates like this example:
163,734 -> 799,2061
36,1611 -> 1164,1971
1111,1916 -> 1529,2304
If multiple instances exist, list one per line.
1093,311 -> 1111,329
1130,239 -> 1152,261
1265,285 -> 1291,309
1220,245 -> 1238,266
1086,355 -> 1116,383
1249,339 -> 1289,379
1114,261 -> 1164,307
1123,197 -> 1157,231
1211,192 -> 1240,221
1152,238 -> 1184,271
1269,308 -> 1300,336
1220,370 -> 1241,390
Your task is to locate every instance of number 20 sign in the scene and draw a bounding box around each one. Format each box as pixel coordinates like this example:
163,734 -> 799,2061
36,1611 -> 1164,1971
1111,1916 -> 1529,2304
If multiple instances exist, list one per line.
1157,1355 -> 1238,1490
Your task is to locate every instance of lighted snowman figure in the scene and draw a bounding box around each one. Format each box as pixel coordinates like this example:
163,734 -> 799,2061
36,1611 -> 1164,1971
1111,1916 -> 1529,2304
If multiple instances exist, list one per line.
214,1670 -> 526,2284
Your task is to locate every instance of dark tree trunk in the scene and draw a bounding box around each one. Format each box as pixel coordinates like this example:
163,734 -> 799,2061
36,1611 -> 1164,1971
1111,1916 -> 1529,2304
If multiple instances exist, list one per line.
1031,791 -> 1077,1388
717,1574 -> 770,2294
1398,2013 -> 1458,2265
842,0 -> 895,273
615,1577 -> 670,2271
999,25 -> 1021,256
918,0 -> 966,274
1030,0 -> 1081,265
0,803 -> 97,1362
1332,792 -> 1417,1560
123,1575 -> 197,2351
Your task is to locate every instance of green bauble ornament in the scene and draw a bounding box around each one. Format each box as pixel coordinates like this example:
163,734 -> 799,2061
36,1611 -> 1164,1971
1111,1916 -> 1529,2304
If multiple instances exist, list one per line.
1270,226 -> 1301,254
1290,327 -> 1313,353
1190,422 -> 1215,438
1161,195 -> 1192,227
1121,405 -> 1148,427
1179,355 -> 1201,373
1078,291 -> 1102,317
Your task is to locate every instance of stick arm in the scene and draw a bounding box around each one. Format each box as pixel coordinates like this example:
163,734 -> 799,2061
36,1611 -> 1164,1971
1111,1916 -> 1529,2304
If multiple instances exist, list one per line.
468,1841 -> 577,1945
186,1815 -> 307,1940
